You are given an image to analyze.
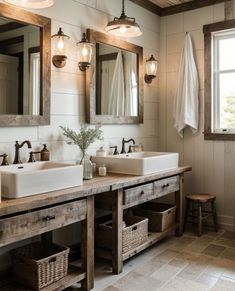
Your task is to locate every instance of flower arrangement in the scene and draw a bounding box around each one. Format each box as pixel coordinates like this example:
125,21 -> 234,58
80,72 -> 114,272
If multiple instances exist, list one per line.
60,124 -> 103,164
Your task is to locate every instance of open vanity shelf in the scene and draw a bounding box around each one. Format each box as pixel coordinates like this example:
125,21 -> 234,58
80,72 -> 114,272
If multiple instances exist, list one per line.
123,225 -> 179,260
95,174 -> 183,272
2,265 -> 86,291
0,167 -> 191,290
0,191 -> 95,291
96,224 -> 179,262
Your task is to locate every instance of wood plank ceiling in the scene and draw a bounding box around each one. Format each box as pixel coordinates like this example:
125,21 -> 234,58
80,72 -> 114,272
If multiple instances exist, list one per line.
149,0 -> 193,8
129,0 -> 230,16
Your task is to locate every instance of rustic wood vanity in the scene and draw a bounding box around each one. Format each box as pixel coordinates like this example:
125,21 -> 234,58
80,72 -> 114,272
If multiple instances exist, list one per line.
0,166 -> 191,290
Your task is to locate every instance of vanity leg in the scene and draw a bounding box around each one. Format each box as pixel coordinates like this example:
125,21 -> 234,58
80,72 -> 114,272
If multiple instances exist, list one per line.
81,195 -> 94,290
175,174 -> 184,236
112,189 -> 123,274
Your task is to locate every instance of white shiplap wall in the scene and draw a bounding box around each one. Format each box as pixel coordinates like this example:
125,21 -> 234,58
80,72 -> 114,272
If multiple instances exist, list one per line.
159,1 -> 235,230
0,0 -> 160,164
0,0 -> 160,269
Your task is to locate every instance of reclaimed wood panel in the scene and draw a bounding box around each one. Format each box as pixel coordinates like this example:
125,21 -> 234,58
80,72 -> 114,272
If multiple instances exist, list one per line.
0,167 -> 191,218
81,195 -> 94,290
112,189 -> 123,274
123,183 -> 154,205
0,199 -> 87,247
154,176 -> 179,198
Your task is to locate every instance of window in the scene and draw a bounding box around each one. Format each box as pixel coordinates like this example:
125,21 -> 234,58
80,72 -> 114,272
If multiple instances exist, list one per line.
204,20 -> 235,140
213,31 -> 235,132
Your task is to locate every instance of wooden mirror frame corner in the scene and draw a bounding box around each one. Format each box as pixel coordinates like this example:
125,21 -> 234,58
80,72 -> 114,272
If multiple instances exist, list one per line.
0,3 -> 51,127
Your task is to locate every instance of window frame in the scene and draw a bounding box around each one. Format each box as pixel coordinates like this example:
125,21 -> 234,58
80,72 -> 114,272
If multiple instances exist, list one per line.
204,20 -> 235,140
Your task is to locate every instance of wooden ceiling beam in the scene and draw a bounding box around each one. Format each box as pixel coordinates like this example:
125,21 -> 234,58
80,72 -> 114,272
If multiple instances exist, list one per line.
0,35 -> 24,47
0,22 -> 26,33
161,0 -> 230,16
129,0 -> 230,17
129,0 -> 162,16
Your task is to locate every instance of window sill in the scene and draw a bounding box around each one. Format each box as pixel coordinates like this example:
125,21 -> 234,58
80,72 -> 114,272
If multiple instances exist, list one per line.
204,131 -> 235,141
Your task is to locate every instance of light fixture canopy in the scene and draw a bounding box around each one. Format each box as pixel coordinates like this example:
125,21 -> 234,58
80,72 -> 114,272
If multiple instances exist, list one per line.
145,54 -> 158,84
77,33 -> 93,71
105,0 -> 142,38
3,0 -> 56,9
51,27 -> 70,68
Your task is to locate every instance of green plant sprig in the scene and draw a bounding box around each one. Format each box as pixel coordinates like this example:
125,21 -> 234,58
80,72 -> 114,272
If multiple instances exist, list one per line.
60,124 -> 104,163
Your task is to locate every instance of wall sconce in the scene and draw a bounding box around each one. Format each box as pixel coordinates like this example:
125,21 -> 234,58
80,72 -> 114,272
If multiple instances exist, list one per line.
51,27 -> 70,68
105,0 -> 142,38
144,55 -> 158,84
3,0 -> 55,9
77,33 -> 93,71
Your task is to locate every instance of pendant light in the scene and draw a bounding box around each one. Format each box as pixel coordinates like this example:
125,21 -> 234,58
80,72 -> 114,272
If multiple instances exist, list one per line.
3,0 -> 55,9
105,0 -> 142,38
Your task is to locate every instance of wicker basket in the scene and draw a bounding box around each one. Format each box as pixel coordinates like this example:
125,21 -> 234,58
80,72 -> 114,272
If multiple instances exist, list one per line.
133,202 -> 176,232
11,242 -> 70,290
95,216 -> 148,254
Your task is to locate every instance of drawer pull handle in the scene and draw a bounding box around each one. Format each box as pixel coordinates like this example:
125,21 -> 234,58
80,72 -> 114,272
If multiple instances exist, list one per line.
162,183 -> 169,188
43,215 -> 55,221
140,190 -> 145,195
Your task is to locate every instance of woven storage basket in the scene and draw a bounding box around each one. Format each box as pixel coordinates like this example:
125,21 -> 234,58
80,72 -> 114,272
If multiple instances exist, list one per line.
133,202 -> 176,232
95,216 -> 148,254
11,242 -> 69,290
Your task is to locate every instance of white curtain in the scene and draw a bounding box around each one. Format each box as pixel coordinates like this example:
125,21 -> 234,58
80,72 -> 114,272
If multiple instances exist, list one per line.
108,50 -> 125,116
29,52 -> 40,115
123,52 -> 138,116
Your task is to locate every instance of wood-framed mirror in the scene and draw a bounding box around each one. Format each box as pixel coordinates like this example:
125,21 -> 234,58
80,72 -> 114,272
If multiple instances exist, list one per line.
86,29 -> 143,124
0,3 -> 51,127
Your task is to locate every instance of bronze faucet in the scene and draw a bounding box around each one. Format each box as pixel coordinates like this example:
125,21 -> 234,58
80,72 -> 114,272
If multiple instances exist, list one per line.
120,138 -> 135,154
0,153 -> 9,166
13,140 -> 32,164
28,151 -> 41,163
110,146 -> 119,155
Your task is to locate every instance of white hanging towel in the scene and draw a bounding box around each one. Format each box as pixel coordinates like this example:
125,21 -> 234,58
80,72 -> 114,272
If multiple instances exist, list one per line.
173,33 -> 199,138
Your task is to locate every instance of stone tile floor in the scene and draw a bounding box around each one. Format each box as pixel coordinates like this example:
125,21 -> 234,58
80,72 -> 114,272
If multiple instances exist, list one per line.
68,229 -> 235,291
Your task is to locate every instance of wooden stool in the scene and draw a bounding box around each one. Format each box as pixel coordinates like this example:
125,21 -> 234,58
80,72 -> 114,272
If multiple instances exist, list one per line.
183,193 -> 218,236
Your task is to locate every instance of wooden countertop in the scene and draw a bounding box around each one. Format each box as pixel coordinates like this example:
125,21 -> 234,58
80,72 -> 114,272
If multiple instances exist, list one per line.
0,166 -> 191,217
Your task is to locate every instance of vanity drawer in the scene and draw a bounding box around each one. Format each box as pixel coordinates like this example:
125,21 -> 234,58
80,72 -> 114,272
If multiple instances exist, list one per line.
154,176 -> 180,198
0,199 -> 87,247
123,183 -> 154,206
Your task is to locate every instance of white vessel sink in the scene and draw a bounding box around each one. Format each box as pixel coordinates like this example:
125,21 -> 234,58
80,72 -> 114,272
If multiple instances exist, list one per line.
92,151 -> 179,175
0,162 -> 83,199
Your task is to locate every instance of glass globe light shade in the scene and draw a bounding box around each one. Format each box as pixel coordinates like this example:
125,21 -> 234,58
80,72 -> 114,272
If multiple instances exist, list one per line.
3,0 -> 55,9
